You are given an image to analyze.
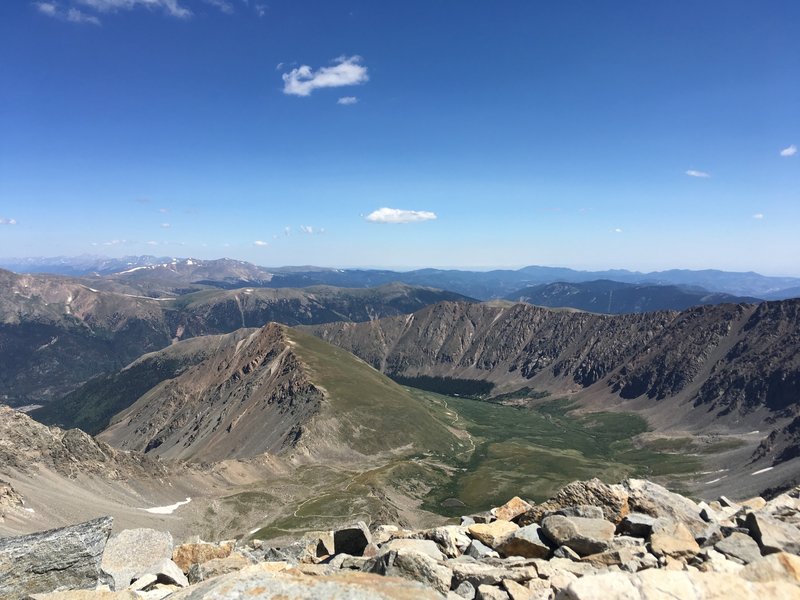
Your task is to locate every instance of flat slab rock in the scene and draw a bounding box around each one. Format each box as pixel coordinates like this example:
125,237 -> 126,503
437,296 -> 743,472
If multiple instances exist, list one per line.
167,569 -> 443,599
556,568 -> 800,600
101,528 -> 174,591
540,515 -> 614,556
0,516 -> 113,598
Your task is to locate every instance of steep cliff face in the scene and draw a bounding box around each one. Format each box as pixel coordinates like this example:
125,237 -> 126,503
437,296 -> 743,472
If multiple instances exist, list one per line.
94,323 -> 462,464
308,299 -> 800,428
99,324 -> 324,462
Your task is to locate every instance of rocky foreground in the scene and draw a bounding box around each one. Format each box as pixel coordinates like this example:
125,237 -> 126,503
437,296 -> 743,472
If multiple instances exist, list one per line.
2,478 -> 800,600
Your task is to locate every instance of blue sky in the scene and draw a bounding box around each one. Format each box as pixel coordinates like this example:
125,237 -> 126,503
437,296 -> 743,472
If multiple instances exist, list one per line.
1,1 -> 798,274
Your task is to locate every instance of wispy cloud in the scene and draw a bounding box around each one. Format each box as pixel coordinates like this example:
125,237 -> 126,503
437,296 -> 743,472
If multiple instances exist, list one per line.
0,217 -> 18,225
282,56 -> 368,97
160,222 -> 171,228
145,240 -> 159,245
76,0 -> 191,18
158,207 -> 169,213
337,96 -> 358,105
91,239 -> 128,246
299,225 -> 324,234
36,2 -> 101,25
780,144 -> 797,157
752,213 -> 764,220
685,169 -> 710,178
613,228 -> 623,233
254,3 -> 265,17
202,0 -> 233,14
253,240 -> 268,246
365,207 -> 437,224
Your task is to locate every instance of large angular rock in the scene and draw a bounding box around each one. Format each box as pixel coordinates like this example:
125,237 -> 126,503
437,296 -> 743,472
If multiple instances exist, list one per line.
745,511 -> 800,554
520,479 -> 629,525
740,551 -> 800,584
379,539 -> 445,561
623,479 -> 705,536
101,528 -> 173,591
648,519 -> 700,560
172,540 -> 234,573
494,525 -> 552,559
468,521 -> 519,548
449,558 -> 538,588
334,521 -> 372,556
492,497 -> 533,522
616,512 -> 655,538
555,569 -> 800,600
424,525 -> 472,558
476,584 -> 510,600
168,569 -> 443,599
714,532 -> 762,564
0,516 -> 113,598
365,549 -> 453,595
540,515 -> 614,556
187,553 -> 253,583
134,558 -> 189,588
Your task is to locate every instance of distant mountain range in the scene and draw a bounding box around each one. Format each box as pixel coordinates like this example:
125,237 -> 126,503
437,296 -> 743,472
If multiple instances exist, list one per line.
506,280 -> 761,314
2,255 -> 800,299
0,268 -> 471,407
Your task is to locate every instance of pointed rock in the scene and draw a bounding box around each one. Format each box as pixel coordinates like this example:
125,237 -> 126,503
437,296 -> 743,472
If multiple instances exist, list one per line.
0,516 -> 113,598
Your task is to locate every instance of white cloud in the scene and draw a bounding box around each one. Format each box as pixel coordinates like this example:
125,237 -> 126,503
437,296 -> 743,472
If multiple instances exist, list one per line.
202,0 -> 233,14
613,228 -> 623,233
75,0 -> 192,19
275,62 -> 284,71
752,213 -> 764,220
35,2 -> 101,24
780,144 -> 797,157
254,3 -> 265,17
253,240 -> 268,246
337,96 -> 358,105
685,169 -> 710,178
160,222 -> 171,228
0,217 -> 18,225
146,240 -> 159,245
158,207 -> 169,213
365,207 -> 437,224
300,225 -> 314,234
282,56 -> 368,97
284,226 -> 291,236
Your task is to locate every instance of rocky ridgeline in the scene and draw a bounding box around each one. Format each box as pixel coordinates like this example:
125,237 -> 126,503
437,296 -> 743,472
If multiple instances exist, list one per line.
2,478 -> 800,599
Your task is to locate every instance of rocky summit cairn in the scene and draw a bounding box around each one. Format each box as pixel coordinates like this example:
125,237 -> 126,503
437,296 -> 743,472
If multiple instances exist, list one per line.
2,478 -> 800,599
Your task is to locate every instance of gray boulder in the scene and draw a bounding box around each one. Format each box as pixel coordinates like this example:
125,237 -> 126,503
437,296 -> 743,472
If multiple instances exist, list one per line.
541,515 -> 615,556
494,524 -> 552,559
101,528 -> 174,591
714,532 -> 762,564
0,516 -> 113,598
616,512 -> 656,538
745,512 -> 800,555
623,479 -> 705,537
365,549 -> 453,595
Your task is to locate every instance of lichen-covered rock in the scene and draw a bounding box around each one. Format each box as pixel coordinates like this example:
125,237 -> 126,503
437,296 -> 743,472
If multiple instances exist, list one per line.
0,516 -> 112,598
492,497 -> 533,523
172,540 -> 234,573
468,521 -> 519,548
623,479 -> 705,536
519,479 -> 629,526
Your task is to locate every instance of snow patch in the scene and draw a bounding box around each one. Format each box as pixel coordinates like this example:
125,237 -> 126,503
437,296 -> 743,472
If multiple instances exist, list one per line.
751,467 -> 774,476
117,266 -> 149,275
144,497 -> 192,514
705,476 -> 727,485
24,508 -> 35,513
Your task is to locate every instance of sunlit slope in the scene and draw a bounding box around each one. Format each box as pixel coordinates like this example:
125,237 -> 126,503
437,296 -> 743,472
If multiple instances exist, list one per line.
97,324 -> 463,463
